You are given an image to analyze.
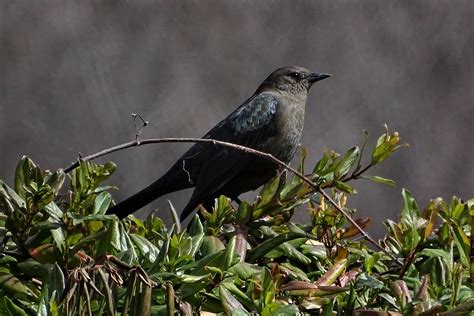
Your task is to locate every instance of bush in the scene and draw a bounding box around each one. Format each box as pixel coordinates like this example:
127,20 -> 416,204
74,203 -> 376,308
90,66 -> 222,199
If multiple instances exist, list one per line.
0,127 -> 472,315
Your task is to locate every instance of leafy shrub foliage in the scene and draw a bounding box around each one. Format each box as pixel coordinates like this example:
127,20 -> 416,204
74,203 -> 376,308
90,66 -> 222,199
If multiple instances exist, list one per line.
0,127 -> 472,315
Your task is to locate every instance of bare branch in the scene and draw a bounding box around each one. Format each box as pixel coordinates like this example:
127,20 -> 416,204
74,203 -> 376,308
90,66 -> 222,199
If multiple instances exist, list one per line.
62,137 -> 397,261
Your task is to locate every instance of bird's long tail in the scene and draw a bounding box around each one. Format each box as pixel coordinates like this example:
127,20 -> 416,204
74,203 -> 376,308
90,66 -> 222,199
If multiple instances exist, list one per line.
107,164 -> 193,219
107,177 -> 169,219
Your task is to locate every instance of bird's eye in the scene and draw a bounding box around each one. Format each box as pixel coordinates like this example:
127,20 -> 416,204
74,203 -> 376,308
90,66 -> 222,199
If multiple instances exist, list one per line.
290,72 -> 304,80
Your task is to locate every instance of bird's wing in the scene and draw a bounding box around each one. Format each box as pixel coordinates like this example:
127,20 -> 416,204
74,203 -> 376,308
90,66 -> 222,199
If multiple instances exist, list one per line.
182,93 -> 280,213
208,92 -> 279,141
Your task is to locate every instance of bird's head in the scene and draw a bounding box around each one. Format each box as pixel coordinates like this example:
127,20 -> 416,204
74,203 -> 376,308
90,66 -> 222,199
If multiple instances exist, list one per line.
257,66 -> 331,96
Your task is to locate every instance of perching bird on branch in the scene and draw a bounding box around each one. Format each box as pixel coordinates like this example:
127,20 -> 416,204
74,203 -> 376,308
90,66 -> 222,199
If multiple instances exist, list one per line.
107,66 -> 331,221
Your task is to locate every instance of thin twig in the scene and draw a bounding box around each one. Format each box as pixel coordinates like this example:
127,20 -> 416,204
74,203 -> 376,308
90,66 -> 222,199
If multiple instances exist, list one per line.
341,163 -> 374,183
62,137 -> 397,261
131,113 -> 149,143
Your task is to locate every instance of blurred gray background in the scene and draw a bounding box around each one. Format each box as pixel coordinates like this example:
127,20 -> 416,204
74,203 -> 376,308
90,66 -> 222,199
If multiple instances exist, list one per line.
1,1 -> 472,237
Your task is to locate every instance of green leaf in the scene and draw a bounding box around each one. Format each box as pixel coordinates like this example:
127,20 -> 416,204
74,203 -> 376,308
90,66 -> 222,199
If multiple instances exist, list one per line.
400,189 -> 421,251
334,180 -> 355,194
260,226 -> 311,265
378,293 -> 398,310
0,272 -> 32,300
281,281 -> 347,297
188,252 -> 225,276
69,231 -> 105,256
220,280 -> 258,312
222,235 -> 238,269
219,286 -> 248,315
50,227 -> 66,254
175,235 -> 193,259
262,302 -> 300,316
0,180 -> 27,211
17,260 -> 50,279
49,264 -> 65,295
130,234 -> 160,262
44,170 -> 66,195
371,125 -> 406,164
188,216 -> 204,257
179,274 -> 211,284
200,236 -> 225,257
279,174 -> 304,201
33,221 -> 64,231
300,241 -> 328,260
247,231 -> 312,262
451,222 -> 470,268
93,191 -> 112,214
363,252 -> 381,274
420,248 -> 451,261
0,296 -> 27,316
369,176 -> 396,187
335,146 -> 359,178
44,202 -> 63,221
228,262 -> 263,279
96,220 -> 122,256
256,175 -> 281,209
14,156 -> 39,199
235,201 -> 252,225
316,258 -> 347,286
179,279 -> 213,300
419,256 -> 448,288
355,273 -> 384,289
69,213 -> 116,225
40,263 -> 65,313
261,268 -> 276,306
92,185 -> 117,194
384,219 -> 403,244
28,244 -> 57,264
279,263 -> 310,281
313,149 -> 330,174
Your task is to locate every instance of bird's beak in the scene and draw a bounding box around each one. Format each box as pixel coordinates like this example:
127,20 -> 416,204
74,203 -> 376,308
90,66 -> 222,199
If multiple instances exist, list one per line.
308,72 -> 332,83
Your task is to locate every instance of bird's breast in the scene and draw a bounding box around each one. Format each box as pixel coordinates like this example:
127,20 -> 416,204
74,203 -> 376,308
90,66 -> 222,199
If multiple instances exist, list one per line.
262,99 -> 305,163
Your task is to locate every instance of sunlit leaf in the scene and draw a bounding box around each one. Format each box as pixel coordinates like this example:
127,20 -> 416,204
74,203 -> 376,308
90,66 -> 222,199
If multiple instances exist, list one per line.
400,189 -> 421,252
369,176 -> 396,187
130,234 -> 160,262
188,216 -> 204,257
93,191 -> 112,214
247,231 -> 312,262
279,262 -> 310,281
451,223 -> 470,268
261,302 -> 299,316
228,262 -> 262,279
313,149 -> 330,174
316,258 -> 347,286
335,147 -> 359,178
44,170 -> 66,195
256,175 -> 281,209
